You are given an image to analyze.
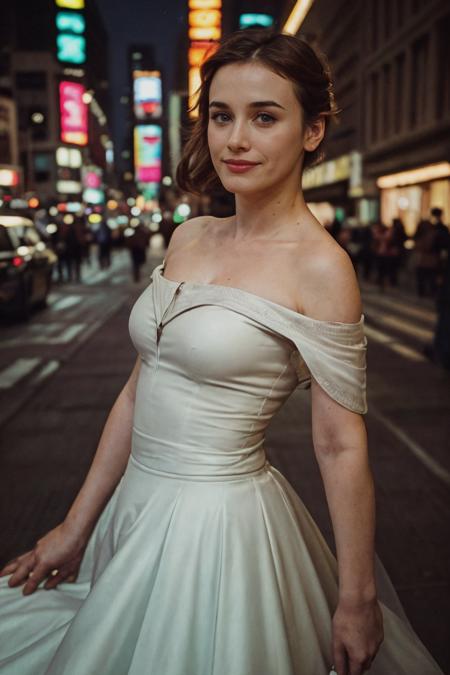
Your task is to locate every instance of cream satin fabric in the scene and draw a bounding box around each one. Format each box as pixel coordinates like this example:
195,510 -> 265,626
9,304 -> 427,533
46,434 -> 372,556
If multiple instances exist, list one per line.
0,263 -> 442,674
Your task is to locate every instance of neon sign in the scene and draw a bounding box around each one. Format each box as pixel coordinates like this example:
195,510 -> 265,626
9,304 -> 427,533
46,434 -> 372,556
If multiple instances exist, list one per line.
59,81 -> 88,145
134,125 -> 162,183
133,70 -> 162,120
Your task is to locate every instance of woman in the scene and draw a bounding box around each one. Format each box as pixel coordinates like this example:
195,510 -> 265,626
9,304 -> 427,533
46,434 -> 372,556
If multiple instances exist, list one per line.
0,29 -> 443,675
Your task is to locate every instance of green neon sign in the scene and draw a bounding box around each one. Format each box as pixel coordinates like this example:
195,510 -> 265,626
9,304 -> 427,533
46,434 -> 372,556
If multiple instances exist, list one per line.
57,34 -> 86,64
56,11 -> 85,34
239,13 -> 273,29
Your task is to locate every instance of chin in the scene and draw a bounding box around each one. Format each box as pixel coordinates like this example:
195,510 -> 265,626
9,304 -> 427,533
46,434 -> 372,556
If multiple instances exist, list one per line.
221,177 -> 274,197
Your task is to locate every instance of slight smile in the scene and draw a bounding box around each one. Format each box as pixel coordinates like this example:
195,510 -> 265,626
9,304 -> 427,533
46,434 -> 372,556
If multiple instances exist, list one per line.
222,159 -> 260,173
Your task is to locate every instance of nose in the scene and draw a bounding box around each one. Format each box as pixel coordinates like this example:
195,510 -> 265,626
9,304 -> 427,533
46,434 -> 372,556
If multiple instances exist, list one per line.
226,119 -> 250,152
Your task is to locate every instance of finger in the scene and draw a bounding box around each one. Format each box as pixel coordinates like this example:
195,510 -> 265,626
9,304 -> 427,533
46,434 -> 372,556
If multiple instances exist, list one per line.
22,564 -> 49,595
8,557 -> 35,587
0,560 -> 19,576
43,567 -> 68,590
349,659 -> 363,675
333,646 -> 348,675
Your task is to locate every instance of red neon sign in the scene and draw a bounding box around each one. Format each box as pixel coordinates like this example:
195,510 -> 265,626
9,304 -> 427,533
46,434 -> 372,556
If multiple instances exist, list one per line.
59,81 -> 88,145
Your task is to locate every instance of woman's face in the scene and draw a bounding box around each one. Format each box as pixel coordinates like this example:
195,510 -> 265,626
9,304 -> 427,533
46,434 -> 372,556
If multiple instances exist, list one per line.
207,61 -> 320,196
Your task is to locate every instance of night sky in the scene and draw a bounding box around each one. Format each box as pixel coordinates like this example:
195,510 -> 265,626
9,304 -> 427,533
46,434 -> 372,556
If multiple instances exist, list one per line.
95,0 -> 187,153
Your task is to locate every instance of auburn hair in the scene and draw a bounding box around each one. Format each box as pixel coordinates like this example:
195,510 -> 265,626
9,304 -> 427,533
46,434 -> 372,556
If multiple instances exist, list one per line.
176,28 -> 339,195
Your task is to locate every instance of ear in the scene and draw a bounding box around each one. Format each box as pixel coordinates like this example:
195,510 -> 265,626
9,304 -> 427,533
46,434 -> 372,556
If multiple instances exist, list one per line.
303,116 -> 326,152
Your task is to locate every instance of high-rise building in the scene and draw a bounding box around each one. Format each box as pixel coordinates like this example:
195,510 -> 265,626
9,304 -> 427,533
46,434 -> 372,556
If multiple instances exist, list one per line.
280,0 -> 450,232
0,0 -> 114,204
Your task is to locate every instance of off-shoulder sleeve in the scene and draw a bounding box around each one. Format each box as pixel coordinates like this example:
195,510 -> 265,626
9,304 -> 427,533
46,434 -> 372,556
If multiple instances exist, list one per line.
289,315 -> 368,414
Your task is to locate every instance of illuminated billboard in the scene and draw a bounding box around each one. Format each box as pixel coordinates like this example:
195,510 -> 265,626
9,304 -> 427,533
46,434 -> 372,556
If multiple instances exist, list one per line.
134,125 -> 162,183
188,0 -> 222,117
56,0 -> 85,8
59,81 -> 88,145
239,13 -> 273,28
57,34 -> 86,64
56,11 -> 85,33
133,70 -> 162,120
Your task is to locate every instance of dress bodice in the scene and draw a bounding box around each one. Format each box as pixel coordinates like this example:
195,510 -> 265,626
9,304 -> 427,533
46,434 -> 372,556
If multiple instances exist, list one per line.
127,262 -> 367,478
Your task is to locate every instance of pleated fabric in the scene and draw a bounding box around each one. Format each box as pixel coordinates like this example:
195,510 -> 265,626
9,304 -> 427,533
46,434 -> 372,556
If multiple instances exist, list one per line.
0,263 -> 442,674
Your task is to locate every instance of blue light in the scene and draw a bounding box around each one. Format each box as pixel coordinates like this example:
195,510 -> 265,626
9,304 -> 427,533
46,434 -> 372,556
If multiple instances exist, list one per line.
56,11 -> 85,34
57,34 -> 86,64
239,13 -> 274,29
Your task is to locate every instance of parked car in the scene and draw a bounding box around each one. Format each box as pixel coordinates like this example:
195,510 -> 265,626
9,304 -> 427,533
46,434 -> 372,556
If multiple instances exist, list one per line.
0,214 -> 57,319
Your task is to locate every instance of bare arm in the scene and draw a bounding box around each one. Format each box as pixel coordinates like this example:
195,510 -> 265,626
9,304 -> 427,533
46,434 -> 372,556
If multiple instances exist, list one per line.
0,355 -> 141,593
300,240 -> 383,674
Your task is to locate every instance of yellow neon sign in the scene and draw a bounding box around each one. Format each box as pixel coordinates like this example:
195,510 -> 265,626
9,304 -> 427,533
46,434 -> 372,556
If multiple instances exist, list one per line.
189,26 -> 221,40
55,0 -> 85,8
189,0 -> 221,8
189,9 -> 221,27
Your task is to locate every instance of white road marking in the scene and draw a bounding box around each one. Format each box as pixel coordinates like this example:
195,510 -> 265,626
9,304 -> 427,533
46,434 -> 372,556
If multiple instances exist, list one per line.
111,275 -> 128,285
364,325 -> 426,361
388,342 -> 427,362
0,323 -> 86,346
85,270 -> 109,285
364,325 -> 392,343
369,404 -> 450,486
32,360 -> 60,384
49,324 -> 85,343
363,294 -> 435,324
0,358 -> 41,389
367,312 -> 433,341
52,295 -> 83,311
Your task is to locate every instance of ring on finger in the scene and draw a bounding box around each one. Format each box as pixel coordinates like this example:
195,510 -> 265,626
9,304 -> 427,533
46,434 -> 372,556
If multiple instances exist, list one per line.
28,571 -> 34,577
50,569 -> 59,577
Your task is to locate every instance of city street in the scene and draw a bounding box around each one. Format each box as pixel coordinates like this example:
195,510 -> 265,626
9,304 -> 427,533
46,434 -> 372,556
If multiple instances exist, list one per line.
0,255 -> 448,672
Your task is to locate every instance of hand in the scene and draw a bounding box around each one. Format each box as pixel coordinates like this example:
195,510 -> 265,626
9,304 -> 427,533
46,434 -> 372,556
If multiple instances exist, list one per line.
0,522 -> 88,595
331,597 -> 384,675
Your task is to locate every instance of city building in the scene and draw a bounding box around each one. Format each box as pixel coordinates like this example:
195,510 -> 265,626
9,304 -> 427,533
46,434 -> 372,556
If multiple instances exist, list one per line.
0,0 -> 114,205
280,0 -> 450,232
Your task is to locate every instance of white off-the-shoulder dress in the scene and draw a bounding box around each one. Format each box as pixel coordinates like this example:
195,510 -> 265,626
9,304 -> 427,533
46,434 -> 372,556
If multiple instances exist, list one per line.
0,262 -> 443,674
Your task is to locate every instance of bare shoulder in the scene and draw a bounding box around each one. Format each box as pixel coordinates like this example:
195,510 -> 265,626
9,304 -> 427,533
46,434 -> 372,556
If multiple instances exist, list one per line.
296,232 -> 362,323
166,215 -> 210,254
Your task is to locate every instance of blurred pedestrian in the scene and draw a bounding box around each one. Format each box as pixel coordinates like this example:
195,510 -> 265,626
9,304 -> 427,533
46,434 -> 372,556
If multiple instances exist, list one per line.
95,221 -> 112,269
372,222 -> 392,290
424,250 -> 450,369
413,219 -> 439,297
388,218 -> 408,286
126,223 -> 150,282
357,224 -> 374,281
430,207 -> 450,284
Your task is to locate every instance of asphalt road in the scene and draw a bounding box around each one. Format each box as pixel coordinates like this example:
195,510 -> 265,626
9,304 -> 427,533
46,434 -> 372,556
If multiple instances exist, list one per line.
0,250 -> 448,672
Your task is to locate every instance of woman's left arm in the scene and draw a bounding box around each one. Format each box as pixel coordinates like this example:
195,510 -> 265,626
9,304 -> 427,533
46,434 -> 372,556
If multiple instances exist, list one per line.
300,241 -> 384,675
311,380 -> 384,675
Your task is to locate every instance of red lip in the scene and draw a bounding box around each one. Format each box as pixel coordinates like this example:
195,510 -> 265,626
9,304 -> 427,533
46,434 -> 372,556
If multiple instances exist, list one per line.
223,159 -> 259,166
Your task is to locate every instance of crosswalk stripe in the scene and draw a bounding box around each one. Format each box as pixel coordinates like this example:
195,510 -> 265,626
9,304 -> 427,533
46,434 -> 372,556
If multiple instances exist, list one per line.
364,325 -> 426,362
366,312 -> 433,341
0,358 -> 41,389
362,294 -> 435,324
32,360 -> 60,384
52,295 -> 83,311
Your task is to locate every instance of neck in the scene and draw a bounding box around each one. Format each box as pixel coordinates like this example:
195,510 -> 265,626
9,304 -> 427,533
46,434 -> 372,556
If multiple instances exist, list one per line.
231,180 -> 309,241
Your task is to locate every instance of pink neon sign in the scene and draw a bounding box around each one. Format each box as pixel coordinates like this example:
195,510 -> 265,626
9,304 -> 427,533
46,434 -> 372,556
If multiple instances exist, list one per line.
59,81 -> 88,146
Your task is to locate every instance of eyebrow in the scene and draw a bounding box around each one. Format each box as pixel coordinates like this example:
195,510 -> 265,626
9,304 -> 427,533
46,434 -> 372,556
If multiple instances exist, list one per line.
209,100 -> 286,110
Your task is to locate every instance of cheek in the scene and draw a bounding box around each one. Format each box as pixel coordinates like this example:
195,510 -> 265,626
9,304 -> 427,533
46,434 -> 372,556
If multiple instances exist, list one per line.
207,126 -> 220,158
263,126 -> 303,163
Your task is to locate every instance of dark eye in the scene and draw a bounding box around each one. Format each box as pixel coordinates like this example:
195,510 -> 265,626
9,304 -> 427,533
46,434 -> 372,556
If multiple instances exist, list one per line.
257,113 -> 275,124
210,112 -> 230,123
